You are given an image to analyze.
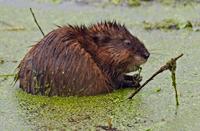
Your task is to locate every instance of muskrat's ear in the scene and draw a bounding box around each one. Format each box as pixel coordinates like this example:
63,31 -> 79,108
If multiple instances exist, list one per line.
91,33 -> 111,46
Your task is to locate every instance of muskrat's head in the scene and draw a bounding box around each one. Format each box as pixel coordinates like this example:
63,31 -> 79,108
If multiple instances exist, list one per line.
89,21 -> 150,74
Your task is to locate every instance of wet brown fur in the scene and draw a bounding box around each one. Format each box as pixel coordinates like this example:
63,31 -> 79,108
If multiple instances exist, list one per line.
16,21 -> 149,96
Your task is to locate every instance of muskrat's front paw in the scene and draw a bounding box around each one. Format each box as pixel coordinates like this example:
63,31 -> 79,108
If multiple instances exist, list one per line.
122,73 -> 142,88
118,79 -> 141,88
132,74 -> 142,83
132,74 -> 142,88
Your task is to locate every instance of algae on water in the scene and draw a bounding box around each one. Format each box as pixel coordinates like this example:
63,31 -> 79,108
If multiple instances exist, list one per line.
16,88 -> 141,130
143,19 -> 196,31
1,0 -> 200,130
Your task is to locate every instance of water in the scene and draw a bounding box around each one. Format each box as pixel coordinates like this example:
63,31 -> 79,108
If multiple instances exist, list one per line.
0,0 -> 200,130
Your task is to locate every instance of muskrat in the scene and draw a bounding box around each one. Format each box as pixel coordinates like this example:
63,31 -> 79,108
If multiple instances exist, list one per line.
16,21 -> 150,96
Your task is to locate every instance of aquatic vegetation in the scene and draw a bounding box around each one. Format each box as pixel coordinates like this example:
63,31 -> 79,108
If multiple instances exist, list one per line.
143,19 -> 198,31
16,88 -> 141,130
0,58 -> 4,64
1,0 -> 200,130
34,0 -> 200,7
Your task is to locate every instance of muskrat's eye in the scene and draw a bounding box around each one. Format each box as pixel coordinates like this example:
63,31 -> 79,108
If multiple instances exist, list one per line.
124,40 -> 131,47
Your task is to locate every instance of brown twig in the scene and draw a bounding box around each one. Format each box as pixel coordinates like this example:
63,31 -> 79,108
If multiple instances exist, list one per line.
128,54 -> 184,106
29,8 -> 45,36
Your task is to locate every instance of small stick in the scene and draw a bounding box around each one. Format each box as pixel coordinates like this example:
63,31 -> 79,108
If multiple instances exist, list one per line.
29,8 -> 45,36
128,54 -> 184,106
0,74 -> 16,77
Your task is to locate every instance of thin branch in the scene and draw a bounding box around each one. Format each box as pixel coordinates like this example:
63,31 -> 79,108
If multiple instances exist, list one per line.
0,74 -> 16,77
128,54 -> 184,105
29,8 -> 45,36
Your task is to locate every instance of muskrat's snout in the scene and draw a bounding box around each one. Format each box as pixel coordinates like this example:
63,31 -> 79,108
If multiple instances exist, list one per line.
132,44 -> 150,66
141,50 -> 150,60
136,42 -> 150,61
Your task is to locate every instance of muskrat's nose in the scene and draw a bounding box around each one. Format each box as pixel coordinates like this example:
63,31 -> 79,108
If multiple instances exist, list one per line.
143,51 -> 150,59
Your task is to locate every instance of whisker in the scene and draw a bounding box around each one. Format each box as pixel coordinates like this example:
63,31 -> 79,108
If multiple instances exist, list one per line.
148,48 -> 161,51
148,48 -> 169,56
149,56 -> 162,63
150,52 -> 168,55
